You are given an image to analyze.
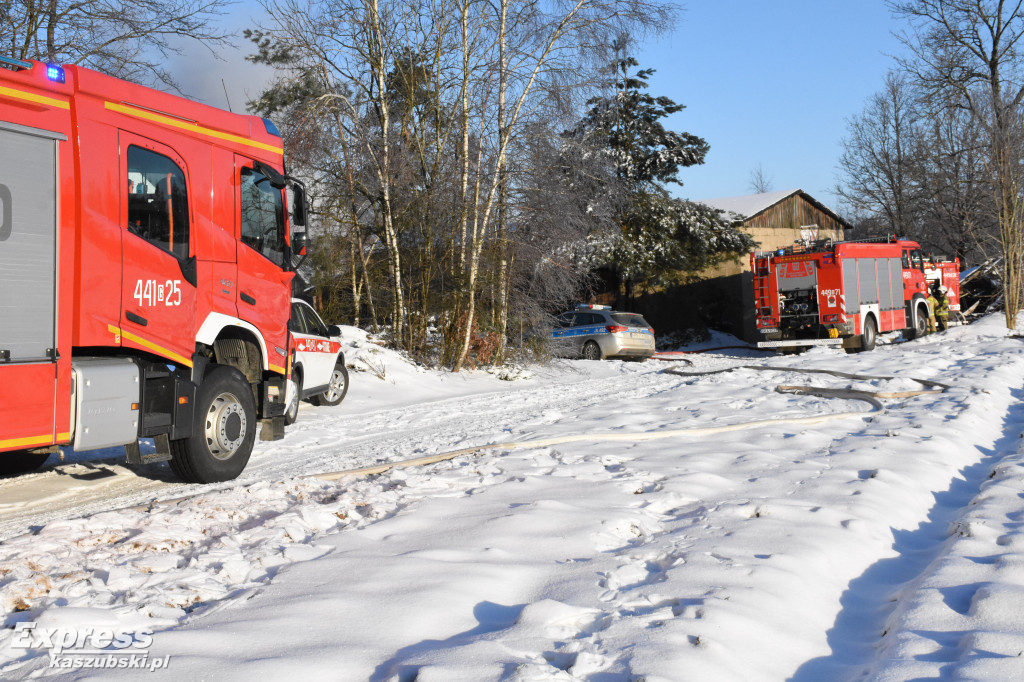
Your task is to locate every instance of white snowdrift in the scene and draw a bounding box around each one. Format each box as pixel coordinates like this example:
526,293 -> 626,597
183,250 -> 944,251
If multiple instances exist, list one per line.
2,317 -> 1024,680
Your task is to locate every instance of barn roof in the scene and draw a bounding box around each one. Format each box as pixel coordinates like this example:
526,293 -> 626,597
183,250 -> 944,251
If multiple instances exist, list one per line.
699,189 -> 852,229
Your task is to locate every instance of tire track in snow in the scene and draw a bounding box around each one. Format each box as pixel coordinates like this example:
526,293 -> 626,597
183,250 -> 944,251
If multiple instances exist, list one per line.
0,362 -> 693,541
0,353 -> 889,543
0,347 -> 931,544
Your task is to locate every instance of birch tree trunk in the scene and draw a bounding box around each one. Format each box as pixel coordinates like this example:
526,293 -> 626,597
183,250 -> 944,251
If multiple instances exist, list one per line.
494,0 -> 511,362
453,0 -> 593,371
365,0 -> 406,345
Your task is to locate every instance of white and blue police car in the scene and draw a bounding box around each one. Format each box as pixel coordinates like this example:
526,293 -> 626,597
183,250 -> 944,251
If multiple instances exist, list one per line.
551,304 -> 656,361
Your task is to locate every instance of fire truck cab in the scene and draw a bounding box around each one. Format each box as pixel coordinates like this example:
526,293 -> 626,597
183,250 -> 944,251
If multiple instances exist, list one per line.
0,57 -> 307,482
751,237 -> 960,351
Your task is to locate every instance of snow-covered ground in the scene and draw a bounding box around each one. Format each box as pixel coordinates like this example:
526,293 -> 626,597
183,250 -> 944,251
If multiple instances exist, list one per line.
3,316 -> 1024,680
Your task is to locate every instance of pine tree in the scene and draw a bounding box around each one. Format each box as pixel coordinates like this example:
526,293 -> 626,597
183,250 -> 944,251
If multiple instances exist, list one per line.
574,52 -> 708,192
570,44 -> 753,299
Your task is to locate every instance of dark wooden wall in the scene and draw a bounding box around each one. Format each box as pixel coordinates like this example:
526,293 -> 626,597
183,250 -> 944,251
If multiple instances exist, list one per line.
745,193 -> 847,234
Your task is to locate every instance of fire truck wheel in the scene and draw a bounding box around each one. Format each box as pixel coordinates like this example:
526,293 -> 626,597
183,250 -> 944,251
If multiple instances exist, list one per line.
907,305 -> 928,340
285,372 -> 302,426
581,341 -> 602,361
861,316 -> 878,352
310,363 -> 349,407
170,365 -> 256,483
0,451 -> 50,476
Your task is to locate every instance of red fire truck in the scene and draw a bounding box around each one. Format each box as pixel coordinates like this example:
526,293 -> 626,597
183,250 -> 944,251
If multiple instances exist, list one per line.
750,237 -> 960,351
0,57 -> 308,482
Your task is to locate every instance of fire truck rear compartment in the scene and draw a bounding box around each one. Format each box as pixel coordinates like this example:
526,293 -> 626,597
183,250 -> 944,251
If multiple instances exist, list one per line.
0,122 -> 61,365
778,288 -> 824,336
772,259 -> 832,340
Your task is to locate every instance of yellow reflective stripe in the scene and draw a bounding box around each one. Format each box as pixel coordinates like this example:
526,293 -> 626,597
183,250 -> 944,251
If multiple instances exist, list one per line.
3,432 -> 74,449
2,434 -> 53,449
105,101 -> 283,154
0,84 -> 70,109
269,363 -> 286,375
108,324 -> 193,367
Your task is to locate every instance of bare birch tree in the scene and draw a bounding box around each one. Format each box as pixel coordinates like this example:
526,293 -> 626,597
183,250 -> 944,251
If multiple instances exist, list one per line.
915,102 -> 997,263
890,0 -> 1024,328
449,0 -> 678,370
836,71 -> 924,238
250,0 -> 456,348
249,0 -> 678,368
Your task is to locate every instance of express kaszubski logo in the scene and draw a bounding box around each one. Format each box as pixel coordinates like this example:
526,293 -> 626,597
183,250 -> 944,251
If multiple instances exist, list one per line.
10,621 -> 170,671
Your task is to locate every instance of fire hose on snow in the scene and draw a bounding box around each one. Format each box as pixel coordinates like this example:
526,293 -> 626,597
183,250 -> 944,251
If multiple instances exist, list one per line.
307,366 -> 949,482
114,365 -> 948,513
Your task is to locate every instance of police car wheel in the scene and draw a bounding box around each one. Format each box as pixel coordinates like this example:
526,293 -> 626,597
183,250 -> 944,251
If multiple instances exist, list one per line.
581,341 -> 602,361
169,365 -> 256,483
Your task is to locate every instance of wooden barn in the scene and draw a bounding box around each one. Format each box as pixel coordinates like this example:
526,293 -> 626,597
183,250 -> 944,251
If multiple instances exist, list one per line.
696,189 -> 851,339
700,189 -> 851,278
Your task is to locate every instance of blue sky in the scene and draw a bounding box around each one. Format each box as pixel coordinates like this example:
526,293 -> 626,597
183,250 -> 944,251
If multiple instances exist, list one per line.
174,2 -> 908,217
638,2 -> 908,209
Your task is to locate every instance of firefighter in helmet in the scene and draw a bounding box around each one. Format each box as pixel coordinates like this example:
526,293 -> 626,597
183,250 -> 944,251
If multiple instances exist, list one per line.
926,287 -> 938,333
932,284 -> 950,332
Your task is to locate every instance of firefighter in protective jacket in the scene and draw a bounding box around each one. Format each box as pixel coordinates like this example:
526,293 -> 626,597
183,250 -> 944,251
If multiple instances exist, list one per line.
932,285 -> 950,332
926,289 -> 938,333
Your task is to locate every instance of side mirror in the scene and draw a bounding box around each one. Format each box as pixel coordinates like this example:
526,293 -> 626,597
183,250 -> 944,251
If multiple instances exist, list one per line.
292,231 -> 307,256
292,184 -> 308,227
326,324 -> 342,338
253,160 -> 287,190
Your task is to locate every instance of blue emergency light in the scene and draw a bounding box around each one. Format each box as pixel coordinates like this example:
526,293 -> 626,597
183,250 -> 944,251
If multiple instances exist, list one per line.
46,64 -> 65,83
262,118 -> 281,137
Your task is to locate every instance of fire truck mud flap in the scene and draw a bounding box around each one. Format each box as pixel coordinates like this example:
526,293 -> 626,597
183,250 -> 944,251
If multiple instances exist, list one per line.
259,376 -> 288,441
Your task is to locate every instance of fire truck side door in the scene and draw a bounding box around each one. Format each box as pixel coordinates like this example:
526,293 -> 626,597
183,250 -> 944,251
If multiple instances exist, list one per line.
119,133 -> 197,367
902,248 -> 928,297
234,155 -> 291,376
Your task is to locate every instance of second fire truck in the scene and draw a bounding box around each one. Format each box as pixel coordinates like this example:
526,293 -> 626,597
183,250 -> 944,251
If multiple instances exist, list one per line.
751,237 -> 961,351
